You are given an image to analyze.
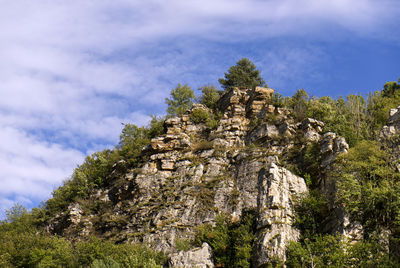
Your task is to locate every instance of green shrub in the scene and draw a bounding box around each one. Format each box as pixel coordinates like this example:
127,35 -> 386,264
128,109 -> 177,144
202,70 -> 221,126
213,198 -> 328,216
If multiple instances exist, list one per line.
190,108 -> 210,124
198,84 -> 222,110
286,235 -> 346,268
333,141 -> 400,235
293,190 -> 330,239
195,211 -> 256,267
192,140 -> 214,152
45,149 -> 120,215
286,235 -> 396,267
147,115 -> 165,139
75,238 -> 166,267
175,238 -> 192,251
0,208 -> 76,267
91,257 -> 120,268
190,108 -> 220,130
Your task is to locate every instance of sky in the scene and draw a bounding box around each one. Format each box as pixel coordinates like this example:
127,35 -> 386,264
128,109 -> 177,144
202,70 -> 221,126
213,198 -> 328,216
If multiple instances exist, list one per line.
1,0 -> 400,217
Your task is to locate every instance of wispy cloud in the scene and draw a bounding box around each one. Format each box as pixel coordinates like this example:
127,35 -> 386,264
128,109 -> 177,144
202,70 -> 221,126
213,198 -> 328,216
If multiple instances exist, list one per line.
0,0 -> 399,214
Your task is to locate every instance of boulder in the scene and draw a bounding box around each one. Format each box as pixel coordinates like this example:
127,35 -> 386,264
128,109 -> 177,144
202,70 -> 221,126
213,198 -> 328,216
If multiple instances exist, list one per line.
168,243 -> 214,268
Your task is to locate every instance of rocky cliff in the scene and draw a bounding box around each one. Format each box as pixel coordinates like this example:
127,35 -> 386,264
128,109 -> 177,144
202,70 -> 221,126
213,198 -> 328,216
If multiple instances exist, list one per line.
48,87 -> 350,267
381,105 -> 400,171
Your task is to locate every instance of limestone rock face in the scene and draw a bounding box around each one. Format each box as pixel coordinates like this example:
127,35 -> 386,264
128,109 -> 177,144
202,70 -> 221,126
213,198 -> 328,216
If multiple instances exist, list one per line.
47,87 -> 352,266
246,86 -> 275,118
301,118 -> 325,142
68,203 -> 82,225
380,106 -> 400,170
253,163 -> 308,266
381,106 -> 400,139
169,243 -> 214,268
320,132 -> 349,169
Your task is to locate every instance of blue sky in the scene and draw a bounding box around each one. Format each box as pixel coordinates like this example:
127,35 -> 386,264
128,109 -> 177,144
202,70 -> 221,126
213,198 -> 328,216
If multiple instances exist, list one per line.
1,0 -> 400,217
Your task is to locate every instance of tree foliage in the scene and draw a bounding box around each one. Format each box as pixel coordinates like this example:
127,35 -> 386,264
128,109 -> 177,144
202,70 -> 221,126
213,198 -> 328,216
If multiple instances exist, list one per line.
44,116 -> 165,217
286,234 -> 394,267
333,141 -> 400,234
165,83 -> 196,117
195,212 -> 256,267
219,58 -> 266,90
198,84 -> 222,110
0,208 -> 166,267
382,79 -> 400,98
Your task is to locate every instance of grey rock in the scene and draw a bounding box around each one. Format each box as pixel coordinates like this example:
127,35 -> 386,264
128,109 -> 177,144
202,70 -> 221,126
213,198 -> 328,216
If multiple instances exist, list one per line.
169,243 -> 214,268
320,132 -> 348,168
68,203 -> 82,225
47,86 -> 362,266
253,163 -> 308,266
246,123 -> 279,144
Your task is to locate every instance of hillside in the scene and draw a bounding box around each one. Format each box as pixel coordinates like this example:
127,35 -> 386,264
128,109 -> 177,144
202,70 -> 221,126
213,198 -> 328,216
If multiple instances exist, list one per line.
1,61 -> 400,266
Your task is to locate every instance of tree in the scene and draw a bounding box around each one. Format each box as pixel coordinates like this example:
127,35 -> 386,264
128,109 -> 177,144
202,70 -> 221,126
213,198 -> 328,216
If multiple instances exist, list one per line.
165,84 -> 196,117
118,124 -> 150,166
218,58 -> 266,90
291,89 -> 309,121
147,115 -> 165,139
332,140 -> 400,260
382,79 -> 400,98
198,84 -> 222,110
5,204 -> 27,223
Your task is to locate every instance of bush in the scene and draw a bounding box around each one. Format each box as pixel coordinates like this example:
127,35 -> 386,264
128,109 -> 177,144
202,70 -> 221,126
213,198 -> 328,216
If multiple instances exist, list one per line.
198,84 -> 222,110
0,215 -> 166,268
46,149 -> 120,215
293,190 -> 330,239
175,238 -> 192,252
286,235 -> 396,267
0,208 -> 76,267
195,211 -> 256,267
190,108 -> 220,130
286,235 -> 346,268
190,108 -> 210,124
75,237 -> 166,267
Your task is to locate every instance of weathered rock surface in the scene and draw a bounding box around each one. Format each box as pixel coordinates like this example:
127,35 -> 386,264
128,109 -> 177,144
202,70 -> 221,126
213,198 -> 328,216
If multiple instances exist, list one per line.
169,243 -> 214,268
380,106 -> 400,170
301,118 -> 325,142
380,106 -> 400,139
253,163 -> 308,266
320,132 -> 349,169
47,87 -> 351,267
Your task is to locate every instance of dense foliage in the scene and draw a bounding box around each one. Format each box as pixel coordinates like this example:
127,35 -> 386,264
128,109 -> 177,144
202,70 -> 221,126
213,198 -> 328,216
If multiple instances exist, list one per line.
219,58 -> 266,90
194,212 -> 256,267
0,206 -> 166,267
45,116 -> 165,218
333,141 -> 400,261
277,80 -> 400,147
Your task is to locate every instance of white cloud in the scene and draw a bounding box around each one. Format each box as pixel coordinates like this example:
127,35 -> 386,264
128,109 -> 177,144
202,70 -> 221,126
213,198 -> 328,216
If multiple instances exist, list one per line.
0,126 -> 84,215
0,0 -> 399,216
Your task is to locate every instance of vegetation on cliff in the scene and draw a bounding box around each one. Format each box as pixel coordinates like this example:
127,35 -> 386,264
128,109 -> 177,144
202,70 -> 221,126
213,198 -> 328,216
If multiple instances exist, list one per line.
1,58 -> 400,267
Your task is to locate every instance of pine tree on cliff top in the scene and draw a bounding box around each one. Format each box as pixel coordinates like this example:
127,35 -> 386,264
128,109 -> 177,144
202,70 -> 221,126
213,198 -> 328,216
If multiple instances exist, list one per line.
219,58 -> 266,90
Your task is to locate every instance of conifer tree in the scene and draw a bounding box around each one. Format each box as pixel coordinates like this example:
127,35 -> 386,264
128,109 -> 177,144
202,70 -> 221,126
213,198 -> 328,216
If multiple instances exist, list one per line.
165,83 -> 196,117
219,58 -> 266,90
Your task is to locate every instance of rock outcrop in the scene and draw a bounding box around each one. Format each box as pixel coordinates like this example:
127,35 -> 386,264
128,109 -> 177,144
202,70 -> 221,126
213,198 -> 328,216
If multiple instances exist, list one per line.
380,106 -> 400,170
253,163 -> 308,266
47,86 -> 351,267
169,243 -> 214,268
380,106 -> 400,140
